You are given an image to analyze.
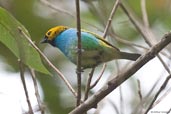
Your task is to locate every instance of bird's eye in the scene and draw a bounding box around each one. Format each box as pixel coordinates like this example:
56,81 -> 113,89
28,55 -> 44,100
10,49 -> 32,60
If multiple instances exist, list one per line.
47,31 -> 51,36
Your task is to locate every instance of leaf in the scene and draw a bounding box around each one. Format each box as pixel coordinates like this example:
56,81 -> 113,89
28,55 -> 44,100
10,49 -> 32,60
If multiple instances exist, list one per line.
0,7 -> 50,75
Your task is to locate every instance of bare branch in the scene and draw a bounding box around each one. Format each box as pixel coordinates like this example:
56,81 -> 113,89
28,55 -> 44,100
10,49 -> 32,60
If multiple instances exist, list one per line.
141,0 -> 149,27
133,74 -> 162,114
168,107 -> 171,114
103,0 -> 121,38
39,0 -> 74,18
29,68 -> 45,114
119,86 -> 124,114
111,33 -> 148,50
108,100 -> 120,114
145,74 -> 171,113
137,79 -> 143,101
18,60 -> 33,114
84,68 -> 95,101
75,0 -> 82,106
153,87 -> 171,108
90,64 -> 106,89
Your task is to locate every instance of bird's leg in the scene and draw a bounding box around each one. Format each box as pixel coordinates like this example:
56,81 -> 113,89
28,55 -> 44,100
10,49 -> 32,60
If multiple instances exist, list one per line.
74,46 -> 85,54
75,67 -> 84,73
74,46 -> 85,72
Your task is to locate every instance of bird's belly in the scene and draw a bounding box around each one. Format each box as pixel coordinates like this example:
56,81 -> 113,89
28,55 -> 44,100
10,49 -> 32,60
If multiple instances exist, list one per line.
67,49 -> 112,69
81,50 -> 102,68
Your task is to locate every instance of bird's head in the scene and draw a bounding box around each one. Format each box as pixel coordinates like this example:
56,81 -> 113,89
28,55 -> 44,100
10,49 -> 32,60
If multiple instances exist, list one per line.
41,26 -> 68,45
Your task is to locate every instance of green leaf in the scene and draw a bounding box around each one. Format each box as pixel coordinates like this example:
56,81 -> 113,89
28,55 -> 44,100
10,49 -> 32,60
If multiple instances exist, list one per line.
0,7 -> 50,75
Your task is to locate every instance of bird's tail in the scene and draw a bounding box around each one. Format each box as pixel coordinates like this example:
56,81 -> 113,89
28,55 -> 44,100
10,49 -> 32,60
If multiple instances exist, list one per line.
119,52 -> 141,61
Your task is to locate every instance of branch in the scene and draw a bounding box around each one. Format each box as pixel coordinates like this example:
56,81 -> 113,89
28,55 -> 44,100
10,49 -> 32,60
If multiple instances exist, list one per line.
29,68 -> 45,114
75,0 -> 82,106
69,32 -> 171,114
137,79 -> 143,101
141,0 -> 149,27
153,87 -> 171,108
145,73 -> 171,113
18,60 -> 33,114
84,68 -> 95,101
90,64 -> 106,89
39,0 -> 74,18
103,0 -> 120,38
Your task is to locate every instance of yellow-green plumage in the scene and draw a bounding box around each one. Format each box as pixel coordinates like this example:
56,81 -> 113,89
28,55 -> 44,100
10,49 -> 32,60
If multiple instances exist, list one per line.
41,26 -> 140,69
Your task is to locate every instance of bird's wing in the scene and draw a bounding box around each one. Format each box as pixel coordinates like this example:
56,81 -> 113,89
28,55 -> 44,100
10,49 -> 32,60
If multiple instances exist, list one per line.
81,29 -> 120,51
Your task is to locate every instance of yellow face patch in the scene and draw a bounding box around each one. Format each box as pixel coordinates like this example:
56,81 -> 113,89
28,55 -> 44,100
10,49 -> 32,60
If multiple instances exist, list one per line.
45,26 -> 68,40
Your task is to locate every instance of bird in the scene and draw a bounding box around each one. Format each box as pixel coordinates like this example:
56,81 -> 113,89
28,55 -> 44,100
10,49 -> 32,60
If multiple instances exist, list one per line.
41,26 -> 141,69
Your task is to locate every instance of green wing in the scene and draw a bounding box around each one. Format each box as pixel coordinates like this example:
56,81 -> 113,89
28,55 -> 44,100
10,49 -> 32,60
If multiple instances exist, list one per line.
81,29 -> 120,51
77,30 -> 121,68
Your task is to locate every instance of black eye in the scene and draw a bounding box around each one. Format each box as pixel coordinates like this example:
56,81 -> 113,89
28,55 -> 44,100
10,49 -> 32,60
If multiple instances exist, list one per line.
47,31 -> 51,36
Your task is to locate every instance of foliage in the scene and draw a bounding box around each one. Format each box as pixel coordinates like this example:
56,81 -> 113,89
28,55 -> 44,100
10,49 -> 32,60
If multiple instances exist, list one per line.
0,7 -> 49,74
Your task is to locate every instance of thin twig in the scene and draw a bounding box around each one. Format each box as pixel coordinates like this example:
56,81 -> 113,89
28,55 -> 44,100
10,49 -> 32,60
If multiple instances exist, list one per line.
18,59 -> 34,114
103,0 -> 120,38
138,79 -> 145,113
39,0 -> 74,18
119,3 -> 150,44
83,67 -> 95,102
141,0 -> 149,27
167,107 -> 171,114
137,79 -> 143,101
157,54 -> 171,74
110,33 -> 148,50
153,87 -> 171,108
29,68 -> 45,114
145,74 -> 171,114
90,64 -> 106,89
69,31 -> 171,114
84,68 -> 95,101
75,0 -> 82,106
108,100 -> 120,114
17,27 -> 77,98
136,79 -> 144,114
133,72 -> 163,114
119,86 -> 124,114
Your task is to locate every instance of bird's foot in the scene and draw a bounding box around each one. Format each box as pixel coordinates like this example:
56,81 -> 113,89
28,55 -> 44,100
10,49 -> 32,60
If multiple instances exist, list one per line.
76,68 -> 84,74
74,47 -> 84,54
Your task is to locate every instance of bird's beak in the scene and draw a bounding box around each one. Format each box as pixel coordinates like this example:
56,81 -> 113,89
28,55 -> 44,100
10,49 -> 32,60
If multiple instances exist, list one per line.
40,36 -> 48,43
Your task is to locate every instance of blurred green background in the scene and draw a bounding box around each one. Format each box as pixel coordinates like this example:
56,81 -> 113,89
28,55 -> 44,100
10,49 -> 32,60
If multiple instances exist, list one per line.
0,0 -> 171,114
